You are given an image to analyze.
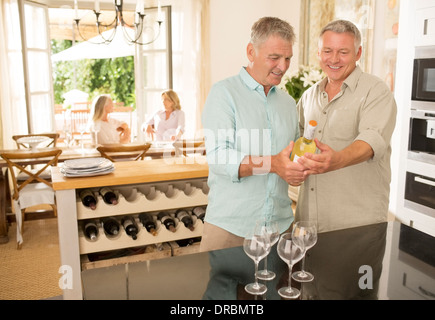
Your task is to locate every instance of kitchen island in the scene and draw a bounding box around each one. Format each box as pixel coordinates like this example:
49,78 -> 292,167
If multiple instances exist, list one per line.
52,156 -> 209,300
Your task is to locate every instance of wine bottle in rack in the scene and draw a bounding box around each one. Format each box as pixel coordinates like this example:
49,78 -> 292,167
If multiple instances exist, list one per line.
83,220 -> 99,241
79,189 -> 97,210
175,209 -> 194,231
138,212 -> 157,236
192,206 -> 206,222
157,211 -> 176,233
121,216 -> 138,240
99,187 -> 118,205
101,217 -> 120,236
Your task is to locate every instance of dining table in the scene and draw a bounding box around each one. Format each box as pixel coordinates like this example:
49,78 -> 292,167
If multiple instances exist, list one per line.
0,141 -> 204,244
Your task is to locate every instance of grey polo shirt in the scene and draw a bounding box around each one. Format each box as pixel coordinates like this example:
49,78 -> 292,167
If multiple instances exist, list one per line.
296,66 -> 397,233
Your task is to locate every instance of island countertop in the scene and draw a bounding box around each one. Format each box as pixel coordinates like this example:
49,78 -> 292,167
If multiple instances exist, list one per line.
51,156 -> 209,191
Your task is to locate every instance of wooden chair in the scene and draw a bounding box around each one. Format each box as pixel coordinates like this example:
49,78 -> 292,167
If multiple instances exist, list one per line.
97,143 -> 152,162
0,149 -> 62,249
12,133 -> 59,149
172,139 -> 206,157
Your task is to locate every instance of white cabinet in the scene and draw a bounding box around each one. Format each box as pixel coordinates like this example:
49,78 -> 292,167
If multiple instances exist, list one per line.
415,5 -> 435,46
393,0 -> 435,236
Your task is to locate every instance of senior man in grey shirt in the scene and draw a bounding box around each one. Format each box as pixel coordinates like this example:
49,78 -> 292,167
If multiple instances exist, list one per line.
295,19 -> 397,233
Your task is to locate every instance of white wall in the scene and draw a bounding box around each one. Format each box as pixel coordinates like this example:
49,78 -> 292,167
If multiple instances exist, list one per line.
209,0 -> 301,84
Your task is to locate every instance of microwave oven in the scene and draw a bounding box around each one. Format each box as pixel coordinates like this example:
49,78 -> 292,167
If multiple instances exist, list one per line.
412,47 -> 435,109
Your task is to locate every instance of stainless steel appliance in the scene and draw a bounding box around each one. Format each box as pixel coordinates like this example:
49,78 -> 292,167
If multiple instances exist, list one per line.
408,109 -> 435,164
405,171 -> 435,219
412,46 -> 435,110
406,46 -> 435,223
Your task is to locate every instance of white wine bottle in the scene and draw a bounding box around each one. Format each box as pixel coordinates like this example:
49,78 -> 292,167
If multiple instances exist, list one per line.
290,120 -> 318,162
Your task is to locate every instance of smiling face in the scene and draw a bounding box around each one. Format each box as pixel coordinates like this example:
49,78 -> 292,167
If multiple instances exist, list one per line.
246,34 -> 293,95
318,30 -> 362,86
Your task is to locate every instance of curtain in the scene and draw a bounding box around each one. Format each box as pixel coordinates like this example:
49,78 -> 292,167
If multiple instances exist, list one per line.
170,0 -> 210,139
0,0 -> 28,150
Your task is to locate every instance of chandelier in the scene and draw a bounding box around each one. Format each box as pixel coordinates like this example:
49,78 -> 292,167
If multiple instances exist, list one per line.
73,0 -> 163,45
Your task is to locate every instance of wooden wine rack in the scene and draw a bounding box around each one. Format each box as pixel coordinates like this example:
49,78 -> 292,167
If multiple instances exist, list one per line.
51,158 -> 210,300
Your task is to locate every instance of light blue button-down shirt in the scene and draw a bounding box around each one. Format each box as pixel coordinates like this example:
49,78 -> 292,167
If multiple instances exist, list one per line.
201,67 -> 300,237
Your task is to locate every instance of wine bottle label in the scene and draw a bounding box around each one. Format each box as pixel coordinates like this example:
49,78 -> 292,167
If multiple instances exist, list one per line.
304,120 -> 317,140
100,187 -> 113,195
292,154 -> 301,162
177,211 -> 189,220
80,189 -> 94,198
160,216 -> 173,224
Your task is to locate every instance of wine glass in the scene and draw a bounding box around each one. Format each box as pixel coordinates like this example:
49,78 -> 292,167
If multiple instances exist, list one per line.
78,123 -> 87,151
255,219 -> 279,281
291,221 -> 317,282
277,232 -> 305,299
90,122 -> 101,147
243,228 -> 270,295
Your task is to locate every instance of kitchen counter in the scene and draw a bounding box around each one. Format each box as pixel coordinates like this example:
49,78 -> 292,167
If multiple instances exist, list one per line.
79,220 -> 435,300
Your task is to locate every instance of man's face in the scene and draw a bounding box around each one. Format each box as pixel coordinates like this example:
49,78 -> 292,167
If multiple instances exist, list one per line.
318,31 -> 362,84
247,34 -> 293,95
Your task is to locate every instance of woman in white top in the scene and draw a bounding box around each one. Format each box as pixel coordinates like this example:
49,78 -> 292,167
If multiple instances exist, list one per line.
142,90 -> 185,141
89,94 -> 131,145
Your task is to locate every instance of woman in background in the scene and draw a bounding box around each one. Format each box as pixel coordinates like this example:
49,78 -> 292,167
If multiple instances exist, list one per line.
142,90 -> 185,141
89,94 -> 131,144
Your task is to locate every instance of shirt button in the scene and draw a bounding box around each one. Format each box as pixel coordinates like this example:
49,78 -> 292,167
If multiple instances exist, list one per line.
311,188 -> 314,191
323,111 -> 327,114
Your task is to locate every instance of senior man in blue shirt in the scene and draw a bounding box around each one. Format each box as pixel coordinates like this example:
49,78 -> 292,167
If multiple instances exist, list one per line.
200,17 -> 305,299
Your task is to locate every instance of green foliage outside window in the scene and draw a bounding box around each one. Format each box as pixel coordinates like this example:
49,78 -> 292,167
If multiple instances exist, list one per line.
51,39 -> 136,108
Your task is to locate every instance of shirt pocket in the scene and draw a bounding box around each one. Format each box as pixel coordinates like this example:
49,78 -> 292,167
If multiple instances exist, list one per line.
327,109 -> 358,142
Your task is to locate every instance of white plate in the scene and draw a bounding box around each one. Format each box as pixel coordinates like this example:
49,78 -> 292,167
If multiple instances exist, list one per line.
61,166 -> 115,177
63,157 -> 108,170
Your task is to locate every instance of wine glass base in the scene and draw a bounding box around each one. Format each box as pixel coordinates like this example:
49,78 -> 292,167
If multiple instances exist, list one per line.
278,286 -> 300,299
256,270 -> 276,281
245,283 -> 267,295
292,271 -> 314,282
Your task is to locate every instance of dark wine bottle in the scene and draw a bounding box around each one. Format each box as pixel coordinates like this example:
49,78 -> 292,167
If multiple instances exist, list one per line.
157,211 -> 176,232
138,213 -> 157,236
175,209 -> 194,231
99,187 -> 118,205
102,217 -> 120,236
84,220 -> 99,241
79,189 -> 97,210
192,206 -> 206,222
121,216 -> 138,240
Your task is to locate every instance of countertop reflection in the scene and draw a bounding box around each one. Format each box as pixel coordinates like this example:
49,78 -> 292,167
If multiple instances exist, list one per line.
202,221 -> 435,300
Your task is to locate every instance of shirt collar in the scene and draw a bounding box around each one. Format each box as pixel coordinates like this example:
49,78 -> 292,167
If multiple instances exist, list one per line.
239,67 -> 276,94
342,65 -> 362,93
319,65 -> 362,93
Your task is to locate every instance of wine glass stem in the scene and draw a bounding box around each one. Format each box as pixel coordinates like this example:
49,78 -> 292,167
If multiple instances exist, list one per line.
80,133 -> 84,149
254,261 -> 260,288
263,255 -> 268,272
300,253 -> 306,273
288,264 -> 293,288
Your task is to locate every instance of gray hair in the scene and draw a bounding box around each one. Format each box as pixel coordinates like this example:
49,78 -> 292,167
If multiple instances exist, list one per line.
319,19 -> 362,52
250,17 -> 296,47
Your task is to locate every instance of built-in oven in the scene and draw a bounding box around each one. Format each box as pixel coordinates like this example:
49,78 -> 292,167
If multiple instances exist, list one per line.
405,171 -> 435,219
407,46 -> 435,223
412,46 -> 435,110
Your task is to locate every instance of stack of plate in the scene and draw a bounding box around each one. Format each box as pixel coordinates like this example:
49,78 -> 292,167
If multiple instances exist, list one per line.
61,158 -> 115,177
